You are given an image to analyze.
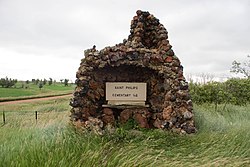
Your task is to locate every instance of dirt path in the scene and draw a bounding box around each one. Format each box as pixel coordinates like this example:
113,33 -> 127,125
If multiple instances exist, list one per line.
0,94 -> 72,105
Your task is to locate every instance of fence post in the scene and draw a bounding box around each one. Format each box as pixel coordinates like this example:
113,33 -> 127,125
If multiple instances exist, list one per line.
35,111 -> 38,123
3,111 -> 5,124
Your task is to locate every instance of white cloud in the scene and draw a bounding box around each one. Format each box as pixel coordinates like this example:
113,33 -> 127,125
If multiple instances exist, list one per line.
0,0 -> 250,81
0,48 -> 79,81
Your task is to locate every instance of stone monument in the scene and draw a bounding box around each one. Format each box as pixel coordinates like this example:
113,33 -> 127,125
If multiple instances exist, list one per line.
70,10 -> 196,134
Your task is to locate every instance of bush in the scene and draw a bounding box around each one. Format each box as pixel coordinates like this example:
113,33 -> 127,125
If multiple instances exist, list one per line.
225,78 -> 250,105
189,78 -> 250,106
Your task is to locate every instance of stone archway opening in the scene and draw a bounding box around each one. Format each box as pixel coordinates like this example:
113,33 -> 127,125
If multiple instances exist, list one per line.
90,65 -> 166,128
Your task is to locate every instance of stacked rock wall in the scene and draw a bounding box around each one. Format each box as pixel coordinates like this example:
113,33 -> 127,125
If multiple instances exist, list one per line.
70,10 -> 196,134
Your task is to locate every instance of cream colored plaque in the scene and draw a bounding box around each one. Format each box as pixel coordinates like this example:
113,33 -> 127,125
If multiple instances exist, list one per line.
106,82 -> 146,105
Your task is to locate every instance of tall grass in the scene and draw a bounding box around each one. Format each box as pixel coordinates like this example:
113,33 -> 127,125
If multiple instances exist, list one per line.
0,99 -> 250,166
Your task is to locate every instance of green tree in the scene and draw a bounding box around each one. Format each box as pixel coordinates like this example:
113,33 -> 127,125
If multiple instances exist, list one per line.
0,78 -> 4,87
35,79 -> 40,85
48,78 -> 53,85
64,79 -> 69,86
231,55 -> 250,78
43,79 -> 47,85
39,82 -> 43,90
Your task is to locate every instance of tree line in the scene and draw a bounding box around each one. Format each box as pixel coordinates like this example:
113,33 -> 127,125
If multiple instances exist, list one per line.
0,77 -> 17,88
0,77 -> 71,89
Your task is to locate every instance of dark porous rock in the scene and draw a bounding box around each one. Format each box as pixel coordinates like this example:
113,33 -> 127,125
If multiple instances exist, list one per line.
120,109 -> 133,124
84,117 -> 104,135
183,111 -> 193,120
165,56 -> 173,63
134,113 -> 149,128
103,108 -> 113,116
181,122 -> 196,134
162,106 -> 173,120
153,118 -> 163,129
102,108 -> 115,125
70,10 -> 196,134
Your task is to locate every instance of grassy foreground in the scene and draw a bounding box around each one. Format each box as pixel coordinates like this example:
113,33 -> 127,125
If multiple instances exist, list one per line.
0,99 -> 250,166
0,83 -> 74,101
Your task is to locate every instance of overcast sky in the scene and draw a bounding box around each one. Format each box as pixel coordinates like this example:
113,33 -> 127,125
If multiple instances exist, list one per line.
0,0 -> 249,82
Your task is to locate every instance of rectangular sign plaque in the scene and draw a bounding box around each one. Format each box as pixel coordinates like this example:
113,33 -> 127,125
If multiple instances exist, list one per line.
106,82 -> 146,105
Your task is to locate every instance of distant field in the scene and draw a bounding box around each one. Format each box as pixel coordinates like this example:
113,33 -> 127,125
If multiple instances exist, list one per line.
0,82 -> 75,101
0,100 -> 249,166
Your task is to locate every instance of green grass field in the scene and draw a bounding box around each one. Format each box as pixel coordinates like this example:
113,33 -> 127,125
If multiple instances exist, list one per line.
0,82 -> 75,101
0,99 -> 250,166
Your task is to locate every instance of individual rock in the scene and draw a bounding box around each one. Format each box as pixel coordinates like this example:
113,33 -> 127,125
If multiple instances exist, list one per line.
85,117 -> 104,135
164,91 -> 172,101
162,106 -> 173,120
102,115 -> 115,126
165,56 -> 173,63
134,113 -> 149,128
103,108 -> 113,116
181,122 -> 196,134
153,118 -> 163,129
89,80 -> 99,89
120,109 -> 133,124
102,108 -> 115,125
183,111 -> 193,120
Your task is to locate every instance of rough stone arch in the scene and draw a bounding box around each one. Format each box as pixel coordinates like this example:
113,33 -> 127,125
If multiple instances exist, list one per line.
70,10 -> 196,134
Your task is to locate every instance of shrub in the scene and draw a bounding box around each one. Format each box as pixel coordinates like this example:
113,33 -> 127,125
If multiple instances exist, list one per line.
189,78 -> 250,106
